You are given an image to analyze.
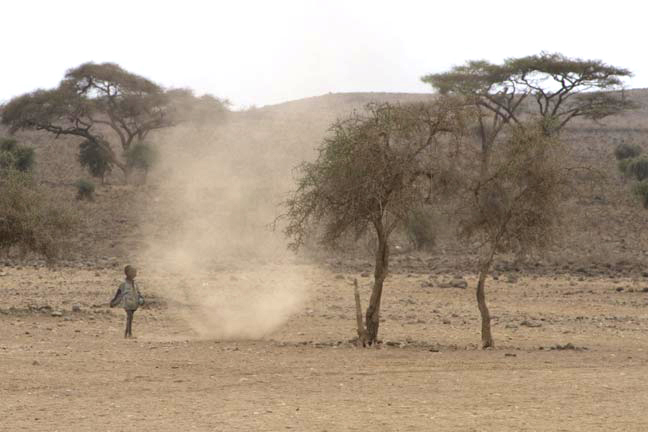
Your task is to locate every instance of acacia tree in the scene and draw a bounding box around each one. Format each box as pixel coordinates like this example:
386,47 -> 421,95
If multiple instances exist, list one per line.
65,63 -> 174,155
458,125 -> 567,348
423,60 -> 525,174
504,53 -> 634,135
1,82 -> 125,170
1,62 -> 227,179
423,53 -> 633,348
284,100 -> 464,344
422,52 -> 634,166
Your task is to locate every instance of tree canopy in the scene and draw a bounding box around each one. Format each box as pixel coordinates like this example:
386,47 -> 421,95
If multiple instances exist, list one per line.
284,100 -> 467,344
1,62 -> 228,179
461,123 -> 568,347
422,52 -> 635,136
64,62 -> 173,152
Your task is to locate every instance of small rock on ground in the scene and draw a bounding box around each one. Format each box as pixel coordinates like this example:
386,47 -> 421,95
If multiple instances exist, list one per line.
520,320 -> 542,328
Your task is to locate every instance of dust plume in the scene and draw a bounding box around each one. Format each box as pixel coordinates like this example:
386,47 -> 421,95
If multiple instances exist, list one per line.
168,269 -> 309,340
138,113 -> 314,339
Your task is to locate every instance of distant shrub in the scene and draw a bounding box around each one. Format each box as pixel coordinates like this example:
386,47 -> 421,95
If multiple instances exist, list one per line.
0,150 -> 16,170
405,207 -> 436,251
74,179 -> 95,201
0,138 -> 18,153
13,146 -> 35,172
614,142 -> 642,160
0,170 -> 75,259
125,142 -> 158,182
633,180 -> 648,208
626,157 -> 648,181
618,158 -> 632,177
0,137 -> 35,172
78,140 -> 113,182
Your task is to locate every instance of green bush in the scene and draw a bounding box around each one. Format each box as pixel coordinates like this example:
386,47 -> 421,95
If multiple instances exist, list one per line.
614,142 -> 642,160
125,141 -> 158,180
13,146 -> 35,172
0,138 -> 18,153
618,158 -> 632,177
404,207 -> 436,251
627,157 -> 648,181
0,137 -> 35,172
74,179 -> 95,201
633,180 -> 648,208
0,150 -> 16,170
78,139 -> 113,182
0,170 -> 75,259
614,143 -> 642,160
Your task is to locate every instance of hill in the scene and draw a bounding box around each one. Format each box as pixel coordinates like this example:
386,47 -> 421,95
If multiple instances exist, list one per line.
3,90 -> 648,276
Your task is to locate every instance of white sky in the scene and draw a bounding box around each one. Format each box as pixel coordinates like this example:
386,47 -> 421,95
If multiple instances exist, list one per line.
3,0 -> 646,109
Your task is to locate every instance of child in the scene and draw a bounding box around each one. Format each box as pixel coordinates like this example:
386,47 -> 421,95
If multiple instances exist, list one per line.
110,265 -> 144,338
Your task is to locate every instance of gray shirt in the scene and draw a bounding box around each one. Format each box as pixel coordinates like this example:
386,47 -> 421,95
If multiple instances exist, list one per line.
113,279 -> 142,311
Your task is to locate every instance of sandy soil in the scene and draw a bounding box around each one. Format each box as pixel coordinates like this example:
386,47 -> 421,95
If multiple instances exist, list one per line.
2,264 -> 648,431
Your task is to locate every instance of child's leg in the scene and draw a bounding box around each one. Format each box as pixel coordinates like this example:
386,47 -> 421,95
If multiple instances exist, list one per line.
129,310 -> 135,337
125,310 -> 134,338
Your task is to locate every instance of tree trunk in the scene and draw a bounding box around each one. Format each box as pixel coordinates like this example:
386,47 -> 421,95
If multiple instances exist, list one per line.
476,126 -> 495,349
365,225 -> 389,345
476,262 -> 494,348
353,279 -> 367,347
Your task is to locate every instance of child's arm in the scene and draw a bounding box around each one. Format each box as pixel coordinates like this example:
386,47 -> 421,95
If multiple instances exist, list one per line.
137,283 -> 145,306
109,284 -> 124,308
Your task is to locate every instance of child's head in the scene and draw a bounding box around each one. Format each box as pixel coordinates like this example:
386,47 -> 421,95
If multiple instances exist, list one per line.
124,265 -> 137,279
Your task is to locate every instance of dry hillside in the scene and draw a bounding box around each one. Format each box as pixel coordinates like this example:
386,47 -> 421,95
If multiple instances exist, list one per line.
3,90 -> 648,275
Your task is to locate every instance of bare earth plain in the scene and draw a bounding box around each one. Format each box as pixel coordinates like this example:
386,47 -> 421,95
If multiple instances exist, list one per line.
2,262 -> 648,431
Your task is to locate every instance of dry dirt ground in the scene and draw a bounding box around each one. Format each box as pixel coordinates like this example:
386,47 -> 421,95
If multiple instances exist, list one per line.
3,263 -> 648,431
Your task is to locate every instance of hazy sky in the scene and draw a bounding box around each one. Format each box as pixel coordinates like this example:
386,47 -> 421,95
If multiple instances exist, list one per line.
4,0 -> 645,109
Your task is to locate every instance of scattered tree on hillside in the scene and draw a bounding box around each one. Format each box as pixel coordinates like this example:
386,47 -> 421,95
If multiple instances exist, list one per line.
1,62 -> 228,181
283,100 -> 466,345
65,62 -> 174,153
1,77 -> 126,173
423,60 -> 523,174
423,53 -> 634,163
